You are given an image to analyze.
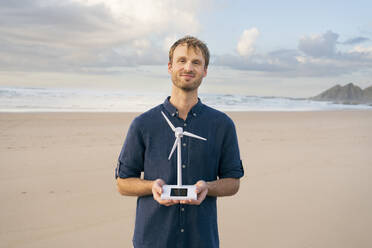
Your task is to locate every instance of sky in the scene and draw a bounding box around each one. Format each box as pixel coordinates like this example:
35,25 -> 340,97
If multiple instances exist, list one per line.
1,0 -> 372,97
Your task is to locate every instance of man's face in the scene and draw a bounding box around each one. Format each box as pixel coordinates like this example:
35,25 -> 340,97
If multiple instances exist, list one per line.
168,44 -> 208,92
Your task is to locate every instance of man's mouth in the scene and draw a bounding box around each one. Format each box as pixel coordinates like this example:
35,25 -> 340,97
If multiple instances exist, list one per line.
181,74 -> 194,78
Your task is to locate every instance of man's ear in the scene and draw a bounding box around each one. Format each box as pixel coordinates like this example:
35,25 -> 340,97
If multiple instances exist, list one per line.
168,62 -> 172,74
203,67 -> 208,78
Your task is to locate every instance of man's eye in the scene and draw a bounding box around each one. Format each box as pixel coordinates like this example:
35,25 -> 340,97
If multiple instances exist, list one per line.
193,61 -> 200,64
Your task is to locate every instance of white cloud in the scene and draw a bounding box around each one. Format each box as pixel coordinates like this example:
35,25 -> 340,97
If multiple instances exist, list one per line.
1,1 -> 372,83
163,35 -> 178,52
298,30 -> 339,57
71,0 -> 201,38
132,39 -> 150,56
215,30 -> 372,78
350,45 -> 372,55
237,28 -> 259,56
0,0 -> 205,73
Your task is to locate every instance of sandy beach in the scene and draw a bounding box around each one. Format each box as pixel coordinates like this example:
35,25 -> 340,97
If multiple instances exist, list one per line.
1,111 -> 371,248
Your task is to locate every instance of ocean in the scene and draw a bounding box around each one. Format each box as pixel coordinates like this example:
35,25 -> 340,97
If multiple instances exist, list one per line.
1,86 -> 372,112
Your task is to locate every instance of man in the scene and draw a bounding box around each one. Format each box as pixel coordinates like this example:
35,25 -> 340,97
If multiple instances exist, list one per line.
115,36 -> 244,248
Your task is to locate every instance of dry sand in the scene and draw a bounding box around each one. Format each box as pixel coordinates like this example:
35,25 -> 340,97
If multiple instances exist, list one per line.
0,111 -> 371,248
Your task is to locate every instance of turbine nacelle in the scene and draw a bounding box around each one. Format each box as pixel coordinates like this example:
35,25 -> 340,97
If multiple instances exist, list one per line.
175,127 -> 184,138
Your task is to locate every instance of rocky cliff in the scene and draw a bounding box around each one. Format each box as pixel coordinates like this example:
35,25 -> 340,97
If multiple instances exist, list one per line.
310,83 -> 372,105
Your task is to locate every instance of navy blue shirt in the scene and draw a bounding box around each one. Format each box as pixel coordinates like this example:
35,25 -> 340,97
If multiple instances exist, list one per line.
115,97 -> 244,248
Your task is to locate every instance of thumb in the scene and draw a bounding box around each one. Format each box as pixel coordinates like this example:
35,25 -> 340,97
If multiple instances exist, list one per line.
155,180 -> 164,194
195,185 -> 202,194
196,180 -> 206,192
158,185 -> 163,194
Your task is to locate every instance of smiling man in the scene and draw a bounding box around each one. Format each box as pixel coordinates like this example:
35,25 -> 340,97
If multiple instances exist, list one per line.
115,36 -> 244,248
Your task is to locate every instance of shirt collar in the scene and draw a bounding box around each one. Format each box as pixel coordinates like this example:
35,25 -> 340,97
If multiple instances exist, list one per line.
162,96 -> 204,117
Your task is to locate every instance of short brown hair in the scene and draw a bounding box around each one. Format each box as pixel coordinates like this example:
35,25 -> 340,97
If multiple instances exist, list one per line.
169,36 -> 210,69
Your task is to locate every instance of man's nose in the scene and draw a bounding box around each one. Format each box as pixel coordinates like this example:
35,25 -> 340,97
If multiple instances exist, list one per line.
184,61 -> 193,71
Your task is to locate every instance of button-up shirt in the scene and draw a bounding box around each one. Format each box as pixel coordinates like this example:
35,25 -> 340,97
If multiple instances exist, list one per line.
115,97 -> 244,248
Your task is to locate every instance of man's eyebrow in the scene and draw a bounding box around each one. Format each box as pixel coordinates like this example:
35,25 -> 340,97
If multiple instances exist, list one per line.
176,56 -> 186,61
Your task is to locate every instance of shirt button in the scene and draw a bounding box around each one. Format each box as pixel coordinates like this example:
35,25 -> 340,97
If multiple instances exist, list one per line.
172,113 -> 175,117
183,123 -> 187,127
182,164 -> 186,169
183,143 -> 186,147
193,113 -> 197,117
180,228 -> 184,233
181,207 -> 185,211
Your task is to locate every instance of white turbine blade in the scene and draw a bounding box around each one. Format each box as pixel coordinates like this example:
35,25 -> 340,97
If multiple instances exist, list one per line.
168,138 -> 179,160
183,131 -> 207,141
161,111 -> 175,131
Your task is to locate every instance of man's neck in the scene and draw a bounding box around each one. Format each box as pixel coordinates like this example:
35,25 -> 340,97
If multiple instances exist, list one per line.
169,87 -> 198,120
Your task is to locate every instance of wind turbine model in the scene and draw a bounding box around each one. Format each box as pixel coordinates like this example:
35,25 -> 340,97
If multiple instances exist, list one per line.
160,111 -> 207,200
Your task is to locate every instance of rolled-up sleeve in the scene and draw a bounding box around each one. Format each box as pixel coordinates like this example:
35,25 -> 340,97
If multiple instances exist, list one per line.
218,118 -> 244,179
115,117 -> 145,179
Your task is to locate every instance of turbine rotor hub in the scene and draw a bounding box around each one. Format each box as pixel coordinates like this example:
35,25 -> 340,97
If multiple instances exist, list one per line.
175,127 -> 183,137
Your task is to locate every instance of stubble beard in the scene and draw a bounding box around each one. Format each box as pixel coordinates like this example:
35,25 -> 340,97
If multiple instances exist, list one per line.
172,74 -> 203,92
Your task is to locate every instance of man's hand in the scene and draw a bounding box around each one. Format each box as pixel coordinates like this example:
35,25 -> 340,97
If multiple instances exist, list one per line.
152,179 -> 180,206
180,180 -> 208,205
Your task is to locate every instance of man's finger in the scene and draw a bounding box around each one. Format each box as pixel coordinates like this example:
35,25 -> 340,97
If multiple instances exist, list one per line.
180,199 -> 191,204
159,199 -> 177,206
185,199 -> 201,205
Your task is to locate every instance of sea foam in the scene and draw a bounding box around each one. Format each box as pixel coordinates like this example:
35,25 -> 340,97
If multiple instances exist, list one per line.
1,87 -> 372,112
